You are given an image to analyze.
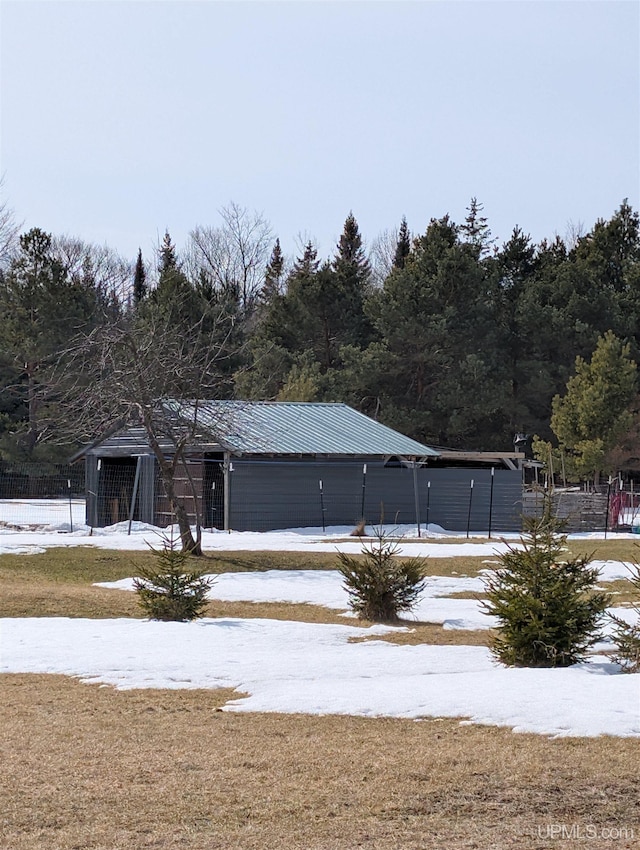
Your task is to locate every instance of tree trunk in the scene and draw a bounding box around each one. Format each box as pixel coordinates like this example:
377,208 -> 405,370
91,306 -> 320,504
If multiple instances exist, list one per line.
160,467 -> 202,556
141,410 -> 203,556
26,363 -> 39,452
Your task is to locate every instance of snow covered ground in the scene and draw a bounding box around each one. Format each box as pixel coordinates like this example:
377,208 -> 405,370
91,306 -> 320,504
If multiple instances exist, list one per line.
3,615 -> 639,738
1,499 -> 639,737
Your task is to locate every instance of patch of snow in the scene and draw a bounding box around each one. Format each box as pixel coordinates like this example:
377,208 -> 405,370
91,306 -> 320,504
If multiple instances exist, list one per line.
1,616 -> 638,737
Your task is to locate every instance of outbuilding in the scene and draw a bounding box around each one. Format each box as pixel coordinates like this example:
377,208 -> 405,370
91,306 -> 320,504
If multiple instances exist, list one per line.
79,401 -> 523,533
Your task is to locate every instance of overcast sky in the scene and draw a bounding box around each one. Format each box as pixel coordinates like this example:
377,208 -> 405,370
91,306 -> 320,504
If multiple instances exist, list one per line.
1,0 -> 638,265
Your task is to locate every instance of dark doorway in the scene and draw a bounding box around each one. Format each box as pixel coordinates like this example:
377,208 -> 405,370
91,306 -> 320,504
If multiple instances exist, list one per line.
203,454 -> 225,529
98,457 -> 139,526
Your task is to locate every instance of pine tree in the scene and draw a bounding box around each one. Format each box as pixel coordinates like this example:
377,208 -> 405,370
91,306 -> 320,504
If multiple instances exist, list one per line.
134,532 -> 214,621
133,248 -> 147,305
366,214 -> 503,446
482,510 -> 610,667
337,530 -> 427,622
0,228 -> 100,462
393,216 -> 411,269
159,229 -> 178,273
609,563 -> 640,673
148,230 -> 203,330
262,238 -> 284,303
331,213 -> 373,348
551,331 -> 637,482
460,197 -> 495,257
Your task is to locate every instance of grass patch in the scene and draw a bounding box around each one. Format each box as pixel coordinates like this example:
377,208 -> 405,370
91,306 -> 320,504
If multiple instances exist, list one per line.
2,543 -> 636,621
349,622 -> 491,647
0,548 -> 336,619
1,674 -> 637,850
0,547 -> 339,585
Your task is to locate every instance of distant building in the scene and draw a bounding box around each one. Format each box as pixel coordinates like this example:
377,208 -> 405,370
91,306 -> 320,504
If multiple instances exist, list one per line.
75,401 -> 523,533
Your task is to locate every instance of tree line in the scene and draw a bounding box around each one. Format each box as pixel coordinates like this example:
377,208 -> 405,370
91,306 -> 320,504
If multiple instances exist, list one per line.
0,195 -> 639,483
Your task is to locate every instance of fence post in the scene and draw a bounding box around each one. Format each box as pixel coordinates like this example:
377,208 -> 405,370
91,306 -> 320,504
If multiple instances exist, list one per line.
488,467 -> 495,539
466,479 -> 474,539
425,480 -> 431,535
412,462 -> 421,538
319,480 -> 326,532
127,456 -> 142,536
67,479 -> 73,533
360,463 -> 367,520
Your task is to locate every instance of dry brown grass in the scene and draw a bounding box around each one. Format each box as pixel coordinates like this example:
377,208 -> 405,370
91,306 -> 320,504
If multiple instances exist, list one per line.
2,543 -> 639,848
1,674 -> 637,850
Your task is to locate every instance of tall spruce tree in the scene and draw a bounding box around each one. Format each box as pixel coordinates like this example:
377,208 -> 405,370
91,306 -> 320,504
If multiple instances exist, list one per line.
393,216 -> 411,270
133,248 -> 147,306
483,508 -> 610,667
148,231 -> 202,329
331,213 -> 372,349
460,197 -> 495,257
262,238 -> 284,303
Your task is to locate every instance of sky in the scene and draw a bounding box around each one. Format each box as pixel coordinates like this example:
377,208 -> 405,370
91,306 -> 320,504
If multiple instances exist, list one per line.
1,0 -> 638,265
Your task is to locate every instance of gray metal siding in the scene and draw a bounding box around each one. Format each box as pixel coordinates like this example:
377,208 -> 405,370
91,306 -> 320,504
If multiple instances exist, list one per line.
228,460 -> 522,533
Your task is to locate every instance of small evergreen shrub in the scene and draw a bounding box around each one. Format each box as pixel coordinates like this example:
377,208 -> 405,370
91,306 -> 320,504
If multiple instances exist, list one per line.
482,510 -> 610,667
609,563 -> 640,673
337,530 -> 427,622
134,533 -> 214,621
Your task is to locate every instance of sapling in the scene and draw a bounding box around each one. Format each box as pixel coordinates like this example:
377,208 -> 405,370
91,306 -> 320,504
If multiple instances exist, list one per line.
482,509 -> 610,667
337,529 -> 427,622
134,530 -> 214,621
609,563 -> 640,673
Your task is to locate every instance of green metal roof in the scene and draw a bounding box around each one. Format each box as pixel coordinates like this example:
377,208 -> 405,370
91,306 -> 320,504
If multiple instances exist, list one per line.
171,401 -> 439,458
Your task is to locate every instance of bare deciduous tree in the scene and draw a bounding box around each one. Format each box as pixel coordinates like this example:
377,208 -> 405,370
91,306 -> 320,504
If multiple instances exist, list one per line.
52,235 -> 133,305
368,226 -> 399,287
185,202 -> 272,310
57,294 -> 242,554
0,179 -> 21,270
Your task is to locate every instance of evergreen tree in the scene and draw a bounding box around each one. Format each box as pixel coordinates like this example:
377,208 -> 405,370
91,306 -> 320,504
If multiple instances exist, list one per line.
609,563 -> 640,673
365,215 -> 503,446
337,530 -> 427,622
393,216 -> 411,270
492,226 -> 539,435
133,248 -> 147,305
331,212 -> 372,348
460,197 -> 495,257
261,238 -> 285,303
550,331 -> 637,481
482,509 -> 610,667
134,531 -> 214,621
147,230 -> 203,330
0,228 -> 100,462
159,229 -> 178,273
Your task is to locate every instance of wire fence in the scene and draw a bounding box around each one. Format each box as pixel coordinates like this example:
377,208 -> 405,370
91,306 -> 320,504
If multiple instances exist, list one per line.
0,463 -> 85,530
1,461 -> 637,536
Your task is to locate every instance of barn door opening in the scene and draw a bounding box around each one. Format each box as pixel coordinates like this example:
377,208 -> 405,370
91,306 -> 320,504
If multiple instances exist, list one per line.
203,454 -> 225,530
98,457 -> 139,526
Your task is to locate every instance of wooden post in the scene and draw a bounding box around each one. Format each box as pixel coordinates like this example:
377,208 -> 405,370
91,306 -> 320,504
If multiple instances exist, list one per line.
127,456 -> 142,536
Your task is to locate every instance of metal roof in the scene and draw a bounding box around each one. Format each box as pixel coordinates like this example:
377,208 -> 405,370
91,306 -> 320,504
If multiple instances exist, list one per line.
169,401 -> 439,458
